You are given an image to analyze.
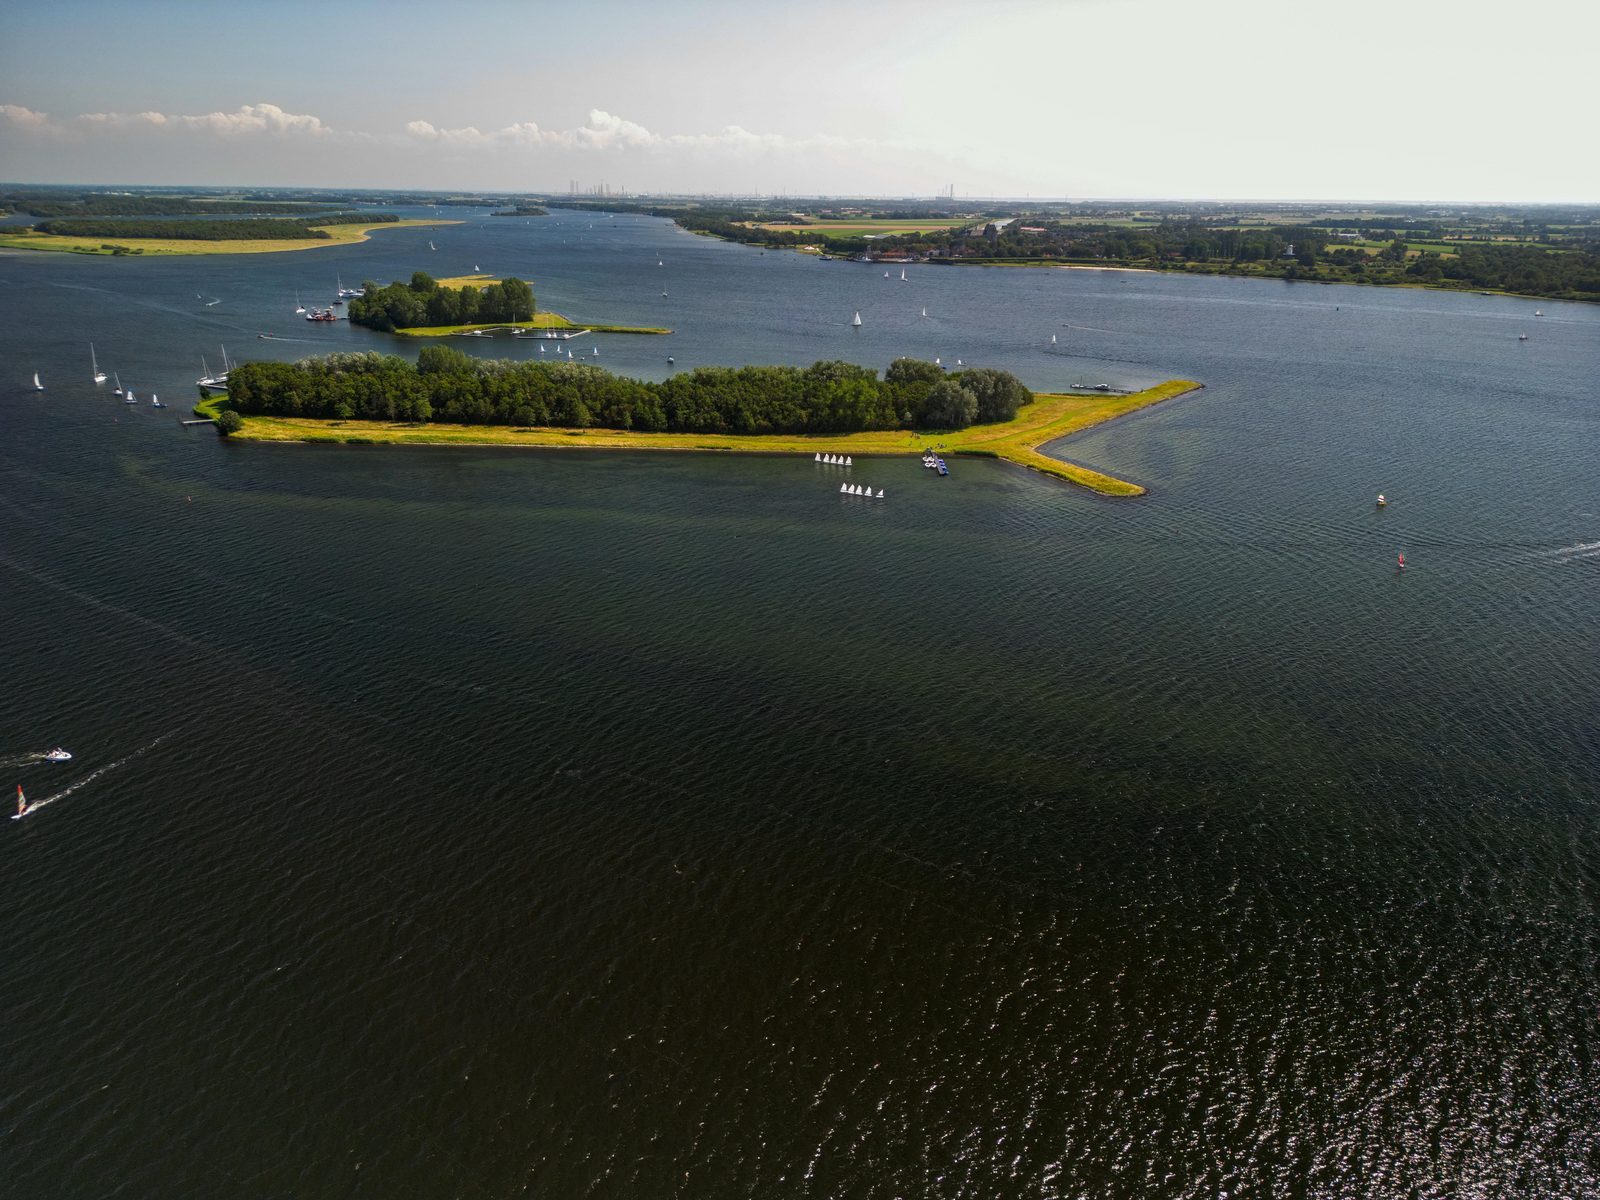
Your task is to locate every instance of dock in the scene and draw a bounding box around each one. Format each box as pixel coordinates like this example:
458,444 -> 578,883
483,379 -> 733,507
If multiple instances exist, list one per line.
181,418 -> 215,426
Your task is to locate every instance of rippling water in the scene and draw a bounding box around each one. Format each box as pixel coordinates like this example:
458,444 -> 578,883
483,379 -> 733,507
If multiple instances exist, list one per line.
2,210 -> 1598,1197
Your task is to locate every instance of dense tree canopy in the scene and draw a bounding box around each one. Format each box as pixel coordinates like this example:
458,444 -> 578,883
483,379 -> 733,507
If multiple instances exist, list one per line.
33,213 -> 395,241
347,272 -> 535,332
226,353 -> 1032,434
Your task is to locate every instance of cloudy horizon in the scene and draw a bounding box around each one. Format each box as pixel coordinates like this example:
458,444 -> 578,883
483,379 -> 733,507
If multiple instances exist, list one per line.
3,0 -> 1595,203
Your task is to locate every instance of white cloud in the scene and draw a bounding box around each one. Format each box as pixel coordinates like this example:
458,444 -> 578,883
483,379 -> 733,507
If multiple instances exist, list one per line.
0,103 -> 52,130
3,102 -> 333,139
402,107 -> 879,159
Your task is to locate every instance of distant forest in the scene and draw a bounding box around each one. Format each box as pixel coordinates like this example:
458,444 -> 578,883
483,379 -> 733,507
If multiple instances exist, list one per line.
0,192 -> 330,217
33,213 -> 396,241
556,200 -> 1600,302
225,351 -> 1032,434
348,272 -> 535,330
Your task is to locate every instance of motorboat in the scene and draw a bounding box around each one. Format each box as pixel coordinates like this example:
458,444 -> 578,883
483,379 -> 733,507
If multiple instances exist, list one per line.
45,748 -> 72,762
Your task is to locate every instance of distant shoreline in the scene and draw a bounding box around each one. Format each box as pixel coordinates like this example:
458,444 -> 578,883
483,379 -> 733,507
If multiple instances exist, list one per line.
0,218 -> 458,257
211,379 -> 1203,497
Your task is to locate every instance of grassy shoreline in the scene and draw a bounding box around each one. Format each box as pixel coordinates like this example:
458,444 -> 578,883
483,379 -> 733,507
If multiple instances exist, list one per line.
0,218 -> 458,257
392,310 -> 671,337
218,378 -> 1201,496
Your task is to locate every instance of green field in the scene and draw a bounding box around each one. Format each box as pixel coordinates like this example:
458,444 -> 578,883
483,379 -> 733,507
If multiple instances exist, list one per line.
751,218 -> 971,240
0,218 -> 457,257
219,378 -> 1202,497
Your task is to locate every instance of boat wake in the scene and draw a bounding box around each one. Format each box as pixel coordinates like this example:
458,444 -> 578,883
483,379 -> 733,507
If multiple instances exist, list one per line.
19,734 -> 171,817
1524,539 -> 1600,562
0,752 -> 46,769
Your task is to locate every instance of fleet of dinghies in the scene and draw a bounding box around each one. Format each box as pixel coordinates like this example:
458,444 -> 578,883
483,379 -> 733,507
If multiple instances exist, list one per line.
839,482 -> 885,498
814,452 -> 853,466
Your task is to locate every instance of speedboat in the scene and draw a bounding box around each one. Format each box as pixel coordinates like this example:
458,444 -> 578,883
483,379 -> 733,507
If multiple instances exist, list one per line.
45,748 -> 72,762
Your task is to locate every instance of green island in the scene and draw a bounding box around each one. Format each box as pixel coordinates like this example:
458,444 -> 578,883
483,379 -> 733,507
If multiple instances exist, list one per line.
202,349 -> 1199,496
350,271 -> 670,336
0,216 -> 456,256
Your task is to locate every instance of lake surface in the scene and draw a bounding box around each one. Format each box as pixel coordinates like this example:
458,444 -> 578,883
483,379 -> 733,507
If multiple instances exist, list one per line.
2,210 -> 1598,1198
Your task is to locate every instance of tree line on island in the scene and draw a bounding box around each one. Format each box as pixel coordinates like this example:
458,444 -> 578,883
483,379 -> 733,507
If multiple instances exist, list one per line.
347,272 -> 536,331
223,350 -> 1031,434
32,212 -> 397,241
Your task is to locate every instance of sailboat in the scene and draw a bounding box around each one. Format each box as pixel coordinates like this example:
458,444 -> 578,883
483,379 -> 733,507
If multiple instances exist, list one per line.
13,785 -> 27,820
429,240 -> 436,251
295,291 -> 306,315
921,308 -> 927,318
1051,334 -> 1057,344
113,372 -> 124,397
151,393 -> 166,408
33,372 -> 43,391
90,343 -> 106,383
851,311 -> 862,328
124,387 -> 137,404
884,270 -> 890,278
900,269 -> 907,281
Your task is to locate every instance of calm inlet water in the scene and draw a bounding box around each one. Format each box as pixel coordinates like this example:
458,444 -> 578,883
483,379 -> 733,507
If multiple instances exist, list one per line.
2,211 -> 1598,1198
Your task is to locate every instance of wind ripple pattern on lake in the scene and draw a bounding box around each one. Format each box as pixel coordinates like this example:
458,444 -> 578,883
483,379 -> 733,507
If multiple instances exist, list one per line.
1,210 -> 1598,1197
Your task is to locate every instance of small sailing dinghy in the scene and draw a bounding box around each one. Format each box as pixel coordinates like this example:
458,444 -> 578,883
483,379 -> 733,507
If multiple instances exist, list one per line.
295,291 -> 306,315
91,343 -> 106,383
900,269 -> 907,281
851,311 -> 862,328
33,372 -> 44,391
13,785 -> 27,820
1376,494 -> 1387,507
814,452 -> 821,462
151,394 -> 166,408
113,372 -> 124,397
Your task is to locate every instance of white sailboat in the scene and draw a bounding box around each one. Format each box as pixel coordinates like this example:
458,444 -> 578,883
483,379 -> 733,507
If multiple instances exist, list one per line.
844,456 -> 852,466
429,240 -> 436,251
1051,334 -> 1057,344
814,452 -> 821,462
876,489 -> 884,498
125,387 -> 137,404
295,291 -> 306,315
151,393 -> 166,408
922,308 -> 928,318
113,372 -> 124,397
90,343 -> 106,383
851,311 -> 862,328
900,269 -> 907,281
33,371 -> 43,391
884,270 -> 890,278
840,482 -> 847,493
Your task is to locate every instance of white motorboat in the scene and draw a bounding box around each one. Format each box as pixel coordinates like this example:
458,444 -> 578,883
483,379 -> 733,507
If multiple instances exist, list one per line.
45,747 -> 72,762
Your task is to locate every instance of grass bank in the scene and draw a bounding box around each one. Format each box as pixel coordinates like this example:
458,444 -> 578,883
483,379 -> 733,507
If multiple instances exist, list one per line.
223,378 -> 1202,496
392,310 -> 671,337
0,219 -> 457,257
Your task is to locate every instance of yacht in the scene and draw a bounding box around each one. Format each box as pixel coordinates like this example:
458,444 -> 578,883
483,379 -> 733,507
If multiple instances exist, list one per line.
851,311 -> 862,328
90,343 -> 106,384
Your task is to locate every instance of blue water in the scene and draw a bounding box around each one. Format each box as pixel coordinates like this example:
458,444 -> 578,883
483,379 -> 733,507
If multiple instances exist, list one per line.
2,209 -> 1597,1198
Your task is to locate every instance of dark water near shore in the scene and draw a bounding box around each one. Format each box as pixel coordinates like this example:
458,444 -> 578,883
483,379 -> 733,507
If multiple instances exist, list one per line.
2,210 -> 1598,1198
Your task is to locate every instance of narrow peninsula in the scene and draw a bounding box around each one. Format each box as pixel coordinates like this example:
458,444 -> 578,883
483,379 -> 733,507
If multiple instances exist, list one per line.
203,350 -> 1199,497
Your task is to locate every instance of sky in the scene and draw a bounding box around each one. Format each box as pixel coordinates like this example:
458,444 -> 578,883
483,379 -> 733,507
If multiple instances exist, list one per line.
2,0 -> 1595,202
